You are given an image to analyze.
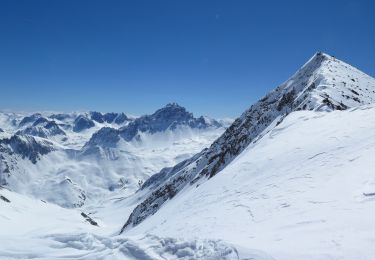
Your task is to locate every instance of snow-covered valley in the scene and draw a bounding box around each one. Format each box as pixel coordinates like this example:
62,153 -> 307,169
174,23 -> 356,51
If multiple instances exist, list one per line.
1,53 -> 375,259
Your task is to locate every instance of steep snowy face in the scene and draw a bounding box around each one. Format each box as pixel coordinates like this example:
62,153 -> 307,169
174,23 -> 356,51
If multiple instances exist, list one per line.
121,52 -> 375,232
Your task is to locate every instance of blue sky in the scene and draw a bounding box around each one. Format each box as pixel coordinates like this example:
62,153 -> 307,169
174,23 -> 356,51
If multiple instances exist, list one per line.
1,0 -> 375,118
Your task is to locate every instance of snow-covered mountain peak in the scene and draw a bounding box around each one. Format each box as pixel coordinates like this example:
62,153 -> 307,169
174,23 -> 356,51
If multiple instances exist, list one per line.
298,51 -> 340,71
150,102 -> 193,121
304,51 -> 331,64
115,103 -> 223,142
80,104 -> 226,157
121,53 -> 375,233
262,51 -> 375,114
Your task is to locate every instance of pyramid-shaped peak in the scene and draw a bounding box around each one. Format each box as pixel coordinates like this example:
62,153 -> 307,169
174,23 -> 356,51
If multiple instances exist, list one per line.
120,53 -> 375,231
314,51 -> 333,58
301,51 -> 367,75
270,51 -> 375,112
311,51 -> 336,60
150,103 -> 191,121
299,51 -> 334,71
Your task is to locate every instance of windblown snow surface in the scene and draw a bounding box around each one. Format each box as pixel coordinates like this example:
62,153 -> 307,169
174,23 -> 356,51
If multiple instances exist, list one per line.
0,189 -> 262,259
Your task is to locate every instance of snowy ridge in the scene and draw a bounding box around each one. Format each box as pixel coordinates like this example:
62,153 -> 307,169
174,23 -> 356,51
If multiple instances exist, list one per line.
121,52 -> 375,232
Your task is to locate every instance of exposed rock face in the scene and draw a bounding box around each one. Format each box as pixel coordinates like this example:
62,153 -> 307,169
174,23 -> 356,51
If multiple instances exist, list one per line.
44,121 -> 66,135
17,120 -> 66,138
90,111 -> 105,123
32,117 -> 49,126
73,115 -> 95,132
49,113 -> 72,121
86,127 -> 120,148
80,127 -> 120,157
0,135 -> 54,164
90,111 -> 129,124
120,52 -> 375,233
18,113 -> 42,127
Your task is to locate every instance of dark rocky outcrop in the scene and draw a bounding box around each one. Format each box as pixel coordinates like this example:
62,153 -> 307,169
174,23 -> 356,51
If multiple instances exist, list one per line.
73,116 -> 95,132
0,195 -> 10,203
81,212 -> 98,226
18,113 -> 42,127
0,135 -> 55,164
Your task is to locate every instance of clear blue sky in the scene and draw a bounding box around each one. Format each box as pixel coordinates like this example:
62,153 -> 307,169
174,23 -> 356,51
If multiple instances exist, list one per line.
1,0 -> 375,118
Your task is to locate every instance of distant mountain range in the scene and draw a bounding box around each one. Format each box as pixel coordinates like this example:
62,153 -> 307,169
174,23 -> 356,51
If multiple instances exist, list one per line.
0,103 -> 227,207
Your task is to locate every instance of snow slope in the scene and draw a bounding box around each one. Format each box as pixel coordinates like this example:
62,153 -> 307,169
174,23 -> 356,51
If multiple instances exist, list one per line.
125,104 -> 375,259
0,188 -> 270,259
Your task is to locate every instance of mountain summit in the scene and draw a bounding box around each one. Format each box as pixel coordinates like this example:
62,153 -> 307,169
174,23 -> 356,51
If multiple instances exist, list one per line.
121,52 -> 375,232
117,103 -> 221,141
81,103 -> 223,156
